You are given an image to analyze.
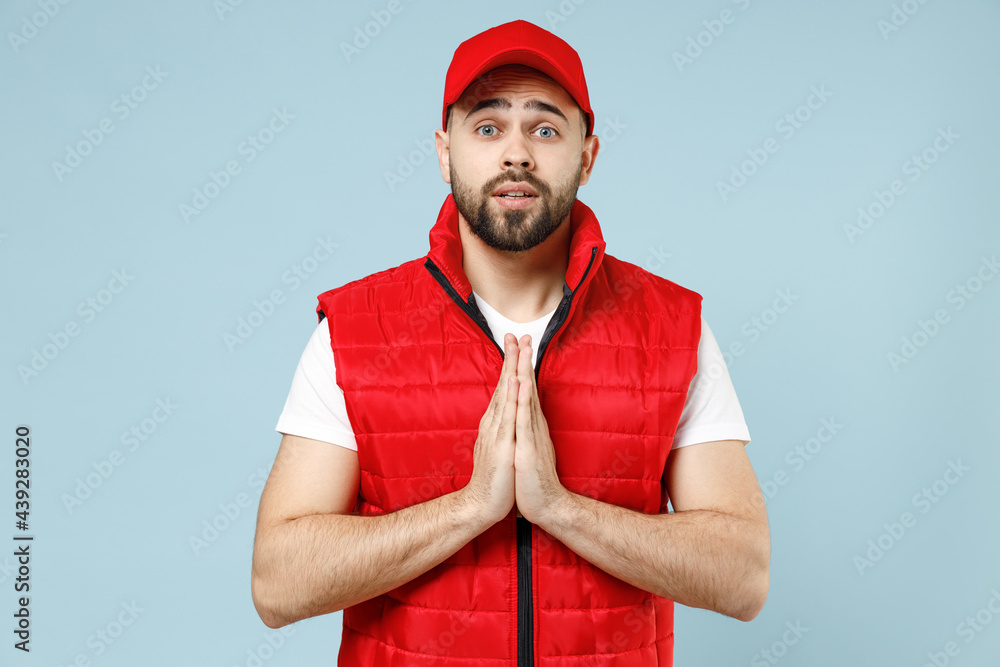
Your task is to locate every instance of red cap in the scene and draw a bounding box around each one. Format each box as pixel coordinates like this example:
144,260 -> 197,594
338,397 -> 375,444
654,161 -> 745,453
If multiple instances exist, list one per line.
442,20 -> 594,137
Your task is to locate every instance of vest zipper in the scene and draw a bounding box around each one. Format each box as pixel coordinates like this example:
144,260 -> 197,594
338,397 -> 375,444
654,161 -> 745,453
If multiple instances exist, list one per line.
426,247 -> 599,666
424,258 -> 504,359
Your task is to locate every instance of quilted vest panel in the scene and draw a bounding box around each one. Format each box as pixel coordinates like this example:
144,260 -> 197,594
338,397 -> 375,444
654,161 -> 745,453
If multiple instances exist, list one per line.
318,195 -> 702,666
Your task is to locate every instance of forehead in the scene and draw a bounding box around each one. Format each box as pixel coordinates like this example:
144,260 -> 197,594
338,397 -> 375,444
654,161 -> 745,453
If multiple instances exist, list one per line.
455,64 -> 574,109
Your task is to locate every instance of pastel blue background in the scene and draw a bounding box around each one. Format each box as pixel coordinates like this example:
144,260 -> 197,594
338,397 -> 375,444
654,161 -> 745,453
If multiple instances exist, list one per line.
2,1 -> 998,665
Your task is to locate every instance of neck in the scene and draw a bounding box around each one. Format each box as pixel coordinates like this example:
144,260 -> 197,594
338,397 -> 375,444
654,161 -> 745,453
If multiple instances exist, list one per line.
458,213 -> 570,324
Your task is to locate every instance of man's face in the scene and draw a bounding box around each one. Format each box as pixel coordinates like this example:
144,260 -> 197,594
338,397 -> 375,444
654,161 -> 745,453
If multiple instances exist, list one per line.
436,64 -> 597,253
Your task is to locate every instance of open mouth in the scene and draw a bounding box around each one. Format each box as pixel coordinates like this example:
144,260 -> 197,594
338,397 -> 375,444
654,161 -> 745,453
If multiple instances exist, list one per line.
493,192 -> 536,209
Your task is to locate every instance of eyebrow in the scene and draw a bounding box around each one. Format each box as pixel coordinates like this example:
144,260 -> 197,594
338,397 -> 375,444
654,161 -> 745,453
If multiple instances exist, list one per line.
464,97 -> 569,124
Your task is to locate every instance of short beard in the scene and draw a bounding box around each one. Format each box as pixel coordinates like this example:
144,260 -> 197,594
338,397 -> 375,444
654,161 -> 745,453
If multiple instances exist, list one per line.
450,163 -> 581,253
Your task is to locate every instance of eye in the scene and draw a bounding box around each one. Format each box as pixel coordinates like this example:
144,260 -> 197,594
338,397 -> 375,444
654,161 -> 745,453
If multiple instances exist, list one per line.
536,127 -> 558,139
476,125 -> 498,137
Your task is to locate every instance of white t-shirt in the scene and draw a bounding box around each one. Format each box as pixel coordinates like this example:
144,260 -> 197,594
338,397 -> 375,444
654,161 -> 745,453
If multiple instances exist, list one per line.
275,290 -> 751,451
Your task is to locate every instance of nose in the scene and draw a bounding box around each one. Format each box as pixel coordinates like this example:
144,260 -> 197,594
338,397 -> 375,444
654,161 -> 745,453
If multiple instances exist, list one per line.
500,129 -> 533,171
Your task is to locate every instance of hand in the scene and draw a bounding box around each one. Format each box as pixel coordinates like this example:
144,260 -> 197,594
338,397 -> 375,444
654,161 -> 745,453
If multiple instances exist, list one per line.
512,335 -> 568,525
461,333 -> 519,524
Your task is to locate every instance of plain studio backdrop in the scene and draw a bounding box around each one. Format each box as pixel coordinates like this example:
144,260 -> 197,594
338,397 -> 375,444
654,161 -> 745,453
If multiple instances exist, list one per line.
1,1 -> 998,665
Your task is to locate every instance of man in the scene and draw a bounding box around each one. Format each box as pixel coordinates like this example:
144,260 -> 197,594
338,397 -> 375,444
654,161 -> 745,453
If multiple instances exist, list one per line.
251,19 -> 769,666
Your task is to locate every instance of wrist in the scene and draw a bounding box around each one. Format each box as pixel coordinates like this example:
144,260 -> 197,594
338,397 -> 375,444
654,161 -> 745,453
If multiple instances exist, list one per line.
452,485 -> 503,530
537,486 -> 578,535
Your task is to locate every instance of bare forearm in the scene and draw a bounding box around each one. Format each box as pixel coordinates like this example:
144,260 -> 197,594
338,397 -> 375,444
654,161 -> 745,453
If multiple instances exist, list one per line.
541,491 -> 769,621
252,489 -> 489,628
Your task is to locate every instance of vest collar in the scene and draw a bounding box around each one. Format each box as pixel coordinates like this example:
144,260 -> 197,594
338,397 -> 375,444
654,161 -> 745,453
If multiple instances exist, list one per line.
426,193 -> 607,302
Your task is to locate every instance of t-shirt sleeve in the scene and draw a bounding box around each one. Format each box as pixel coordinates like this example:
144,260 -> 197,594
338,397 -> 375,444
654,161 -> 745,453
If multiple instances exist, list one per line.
274,319 -> 358,451
671,317 -> 751,449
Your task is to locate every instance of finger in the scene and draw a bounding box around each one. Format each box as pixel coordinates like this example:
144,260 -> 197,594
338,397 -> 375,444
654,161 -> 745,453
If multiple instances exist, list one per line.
499,334 -> 519,416
493,334 -> 516,398
519,338 -> 540,405
518,343 -> 537,413
517,341 -> 533,384
516,369 -> 534,449
501,332 -> 518,381
516,342 -> 544,430
501,371 -> 519,444
486,334 -> 518,430
515,345 -> 535,444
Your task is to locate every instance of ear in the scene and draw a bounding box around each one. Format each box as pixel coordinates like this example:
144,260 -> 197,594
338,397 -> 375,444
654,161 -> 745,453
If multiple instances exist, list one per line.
578,134 -> 600,187
434,129 -> 451,184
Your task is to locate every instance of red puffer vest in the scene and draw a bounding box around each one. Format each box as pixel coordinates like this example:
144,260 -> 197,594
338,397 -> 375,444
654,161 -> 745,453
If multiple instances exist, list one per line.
317,194 -> 702,666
